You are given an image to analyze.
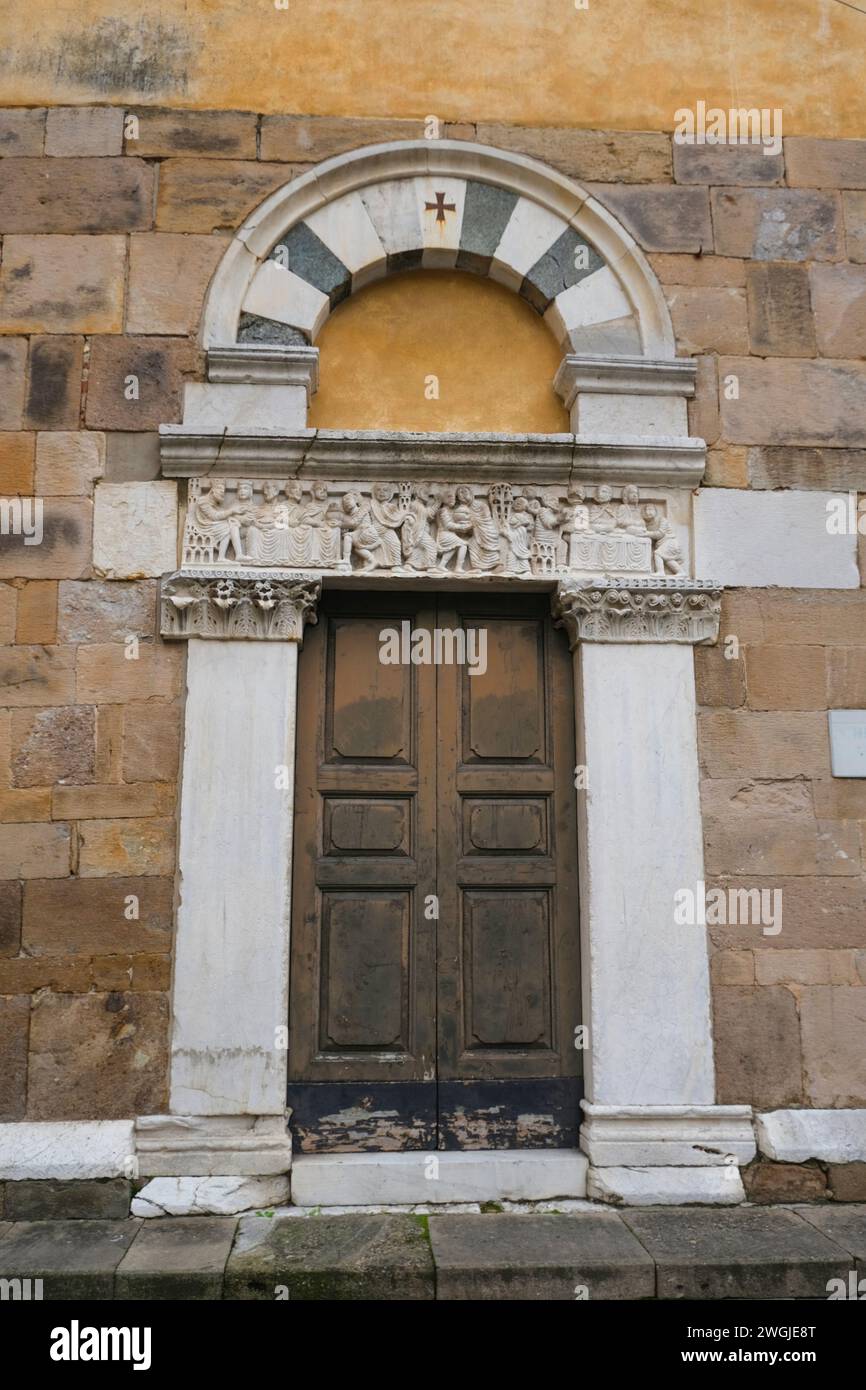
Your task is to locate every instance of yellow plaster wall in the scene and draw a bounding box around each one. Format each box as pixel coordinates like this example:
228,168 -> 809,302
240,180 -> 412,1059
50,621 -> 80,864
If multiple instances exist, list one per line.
0,0 -> 862,137
307,270 -> 569,433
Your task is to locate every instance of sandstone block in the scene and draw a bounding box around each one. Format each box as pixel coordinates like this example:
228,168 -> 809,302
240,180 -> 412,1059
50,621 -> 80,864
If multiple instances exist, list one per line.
126,233 -> 227,335
122,701 -> 182,783
704,817 -> 860,877
132,955 -> 172,991
673,140 -> 783,186
77,817 -> 176,878
748,446 -> 866,491
0,822 -> 70,878
744,644 -> 826,710
706,877 -> 866,951
648,253 -> 746,287
0,158 -> 154,233
718,357 -> 866,447
94,704 -> 124,784
0,498 -> 92,580
699,777 -> 814,821
11,705 -> 95,785
828,1163 -> 866,1201
800,986 -> 866,1106
713,985 -> 803,1108
0,789 -> 51,821
843,191 -> 866,263
261,114 -> 423,163
694,645 -> 746,707
35,431 -> 105,496
0,433 -> 35,493
155,159 -> 296,234
0,880 -> 22,956
704,445 -> 749,487
15,581 -> 58,644
812,264 -> 866,358
104,433 -> 161,483
0,340 -> 27,430
85,339 -> 201,431
0,583 -> 15,642
744,1161 -> 827,1204
24,336 -> 84,428
0,647 -> 76,711
667,286 -> 748,354
752,591 -> 866,647
0,108 -> 45,155
699,710 -> 830,778
91,482 -> 178,578
52,782 -> 175,821
474,124 -> 672,182
785,138 -> 866,189
754,949 -> 860,987
23,875 -> 173,955
45,107 -> 124,157
0,996 -> 29,1120
585,184 -> 711,252
126,107 -> 257,158
76,642 -> 183,703
58,579 -> 156,644
710,950 -> 754,985
827,648 -> 866,706
746,263 -> 816,357
812,778 -> 866,819
688,355 -> 720,447
27,991 -> 169,1120
711,189 -> 842,261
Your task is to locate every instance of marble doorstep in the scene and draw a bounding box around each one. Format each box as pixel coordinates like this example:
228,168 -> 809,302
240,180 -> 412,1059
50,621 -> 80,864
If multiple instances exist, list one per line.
0,1205 -> 863,1300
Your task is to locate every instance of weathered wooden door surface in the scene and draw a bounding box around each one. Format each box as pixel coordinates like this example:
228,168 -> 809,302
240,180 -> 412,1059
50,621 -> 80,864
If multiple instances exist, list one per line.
288,590 -> 582,1152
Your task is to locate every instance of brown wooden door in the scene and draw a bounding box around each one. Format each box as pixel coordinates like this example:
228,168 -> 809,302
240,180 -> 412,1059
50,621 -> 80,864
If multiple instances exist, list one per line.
288,589 -> 581,1152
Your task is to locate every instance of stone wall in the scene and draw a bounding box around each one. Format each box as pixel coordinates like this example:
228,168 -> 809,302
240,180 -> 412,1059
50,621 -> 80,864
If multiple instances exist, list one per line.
1,107 -> 865,1122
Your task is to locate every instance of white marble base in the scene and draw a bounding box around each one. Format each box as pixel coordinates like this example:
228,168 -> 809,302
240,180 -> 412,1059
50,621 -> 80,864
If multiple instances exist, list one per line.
135,1114 -> 292,1177
0,1121 -> 135,1180
756,1109 -> 866,1164
588,1165 -> 746,1206
290,1150 -> 588,1207
132,1175 -> 290,1217
581,1104 -> 756,1167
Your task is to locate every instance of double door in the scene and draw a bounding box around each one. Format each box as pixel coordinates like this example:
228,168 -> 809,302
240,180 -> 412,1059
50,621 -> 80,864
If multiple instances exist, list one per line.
288,590 -> 581,1151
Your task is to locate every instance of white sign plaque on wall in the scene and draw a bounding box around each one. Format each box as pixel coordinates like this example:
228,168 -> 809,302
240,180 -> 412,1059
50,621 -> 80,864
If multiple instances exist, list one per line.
829,710 -> 866,778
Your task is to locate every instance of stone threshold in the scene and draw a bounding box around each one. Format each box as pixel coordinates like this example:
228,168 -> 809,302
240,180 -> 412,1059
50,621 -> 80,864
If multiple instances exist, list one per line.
0,1205 -> 863,1301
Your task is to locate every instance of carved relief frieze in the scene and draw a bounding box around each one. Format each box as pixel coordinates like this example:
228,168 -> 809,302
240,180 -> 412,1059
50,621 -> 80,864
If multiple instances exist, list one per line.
180,477 -> 687,580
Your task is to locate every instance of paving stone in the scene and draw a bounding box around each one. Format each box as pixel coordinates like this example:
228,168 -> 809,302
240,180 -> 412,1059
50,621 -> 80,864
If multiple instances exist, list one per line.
0,1219 -> 139,1298
115,1216 -> 236,1299
794,1205 -> 866,1269
620,1207 -> 849,1299
4,1179 -> 131,1221
429,1212 -> 654,1300
0,159 -> 154,233
225,1213 -> 434,1300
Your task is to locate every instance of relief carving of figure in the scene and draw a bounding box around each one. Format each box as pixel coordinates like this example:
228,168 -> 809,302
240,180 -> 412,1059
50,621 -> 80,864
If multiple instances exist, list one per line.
589,483 -> 622,536
401,485 -> 439,571
191,479 -> 252,563
336,491 -> 398,572
436,487 -> 471,571
459,484 -> 500,572
244,481 -> 283,565
498,495 -> 533,574
644,503 -> 685,575
615,484 -> 648,537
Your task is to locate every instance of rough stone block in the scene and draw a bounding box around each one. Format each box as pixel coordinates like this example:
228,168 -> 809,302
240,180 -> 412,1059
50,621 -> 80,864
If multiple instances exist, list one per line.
649,253 -> 746,287
688,354 -> 720,446
0,432 -> 35,492
132,1175 -> 289,1218
720,356 -> 866,446
0,1218 -> 139,1298
620,1207 -> 849,1299
52,782 -> 174,821
0,583 -> 15,642
743,1161 -> 828,1204
0,159 -> 154,233
828,1164 -> 866,1202
122,701 -> 182,782
429,1212 -> 654,1300
58,579 -> 156,643
260,114 -> 422,163
225,1212 -> 434,1300
827,647 -> 866,705
34,431 -> 105,496
843,190 -> 866,263
0,881 -> 22,957
115,1215 -> 237,1299
0,236 -> 125,336
746,263 -> 816,357
77,817 -> 176,878
0,822 -> 70,879
474,124 -> 672,182
705,817 -> 859,877
758,1108 -> 866,1162
694,645 -> 746,707
673,140 -> 784,186
104,432 -> 161,482
92,481 -> 178,577
800,986 -> 866,1107
23,876 -> 173,956
699,710 -> 830,779
126,233 -> 227,335
0,789 -> 52,822
4,1178 -> 131,1220
11,583 -> 54,648
11,704 -> 94,785
0,996 -> 29,1120
754,949 -> 861,987
585,184 -> 711,252
155,159 -> 297,233
812,264 -> 866,358
712,188 -> 842,261
76,642 -> 183,703
667,286 -> 748,354
27,992 -> 168,1120
704,445 -> 748,487
744,643 -> 826,710
713,986 -> 803,1108
785,138 -> 866,189
0,341 -> 27,431
0,108 -> 45,156
86,338 -> 201,431
748,447 -> 866,491
709,950 -> 754,986
126,107 -> 257,158
24,335 -> 84,429
706,877 -> 866,952
45,107 -> 124,157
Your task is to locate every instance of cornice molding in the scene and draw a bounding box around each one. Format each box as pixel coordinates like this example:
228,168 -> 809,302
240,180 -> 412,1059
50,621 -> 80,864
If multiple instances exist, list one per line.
553,576 -> 723,646
206,344 -> 319,395
554,355 -> 698,410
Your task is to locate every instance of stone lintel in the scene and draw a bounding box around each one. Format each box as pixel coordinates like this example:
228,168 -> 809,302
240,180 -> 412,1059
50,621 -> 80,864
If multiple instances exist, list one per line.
553,575 -> 723,646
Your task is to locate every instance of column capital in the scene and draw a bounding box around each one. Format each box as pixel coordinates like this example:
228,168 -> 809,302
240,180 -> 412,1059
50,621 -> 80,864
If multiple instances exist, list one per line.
160,569 -> 321,642
553,575 -> 722,647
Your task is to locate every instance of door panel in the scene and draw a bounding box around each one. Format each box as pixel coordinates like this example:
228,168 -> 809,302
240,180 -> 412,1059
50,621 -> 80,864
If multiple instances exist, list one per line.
288,589 -> 581,1153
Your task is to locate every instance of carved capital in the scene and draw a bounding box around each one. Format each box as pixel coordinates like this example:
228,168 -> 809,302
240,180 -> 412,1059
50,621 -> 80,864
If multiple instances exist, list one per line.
553,576 -> 723,647
160,571 -> 320,642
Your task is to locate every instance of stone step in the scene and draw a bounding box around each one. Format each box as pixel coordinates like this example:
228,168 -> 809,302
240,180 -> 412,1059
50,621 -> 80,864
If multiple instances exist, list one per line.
0,1206 -> 862,1300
